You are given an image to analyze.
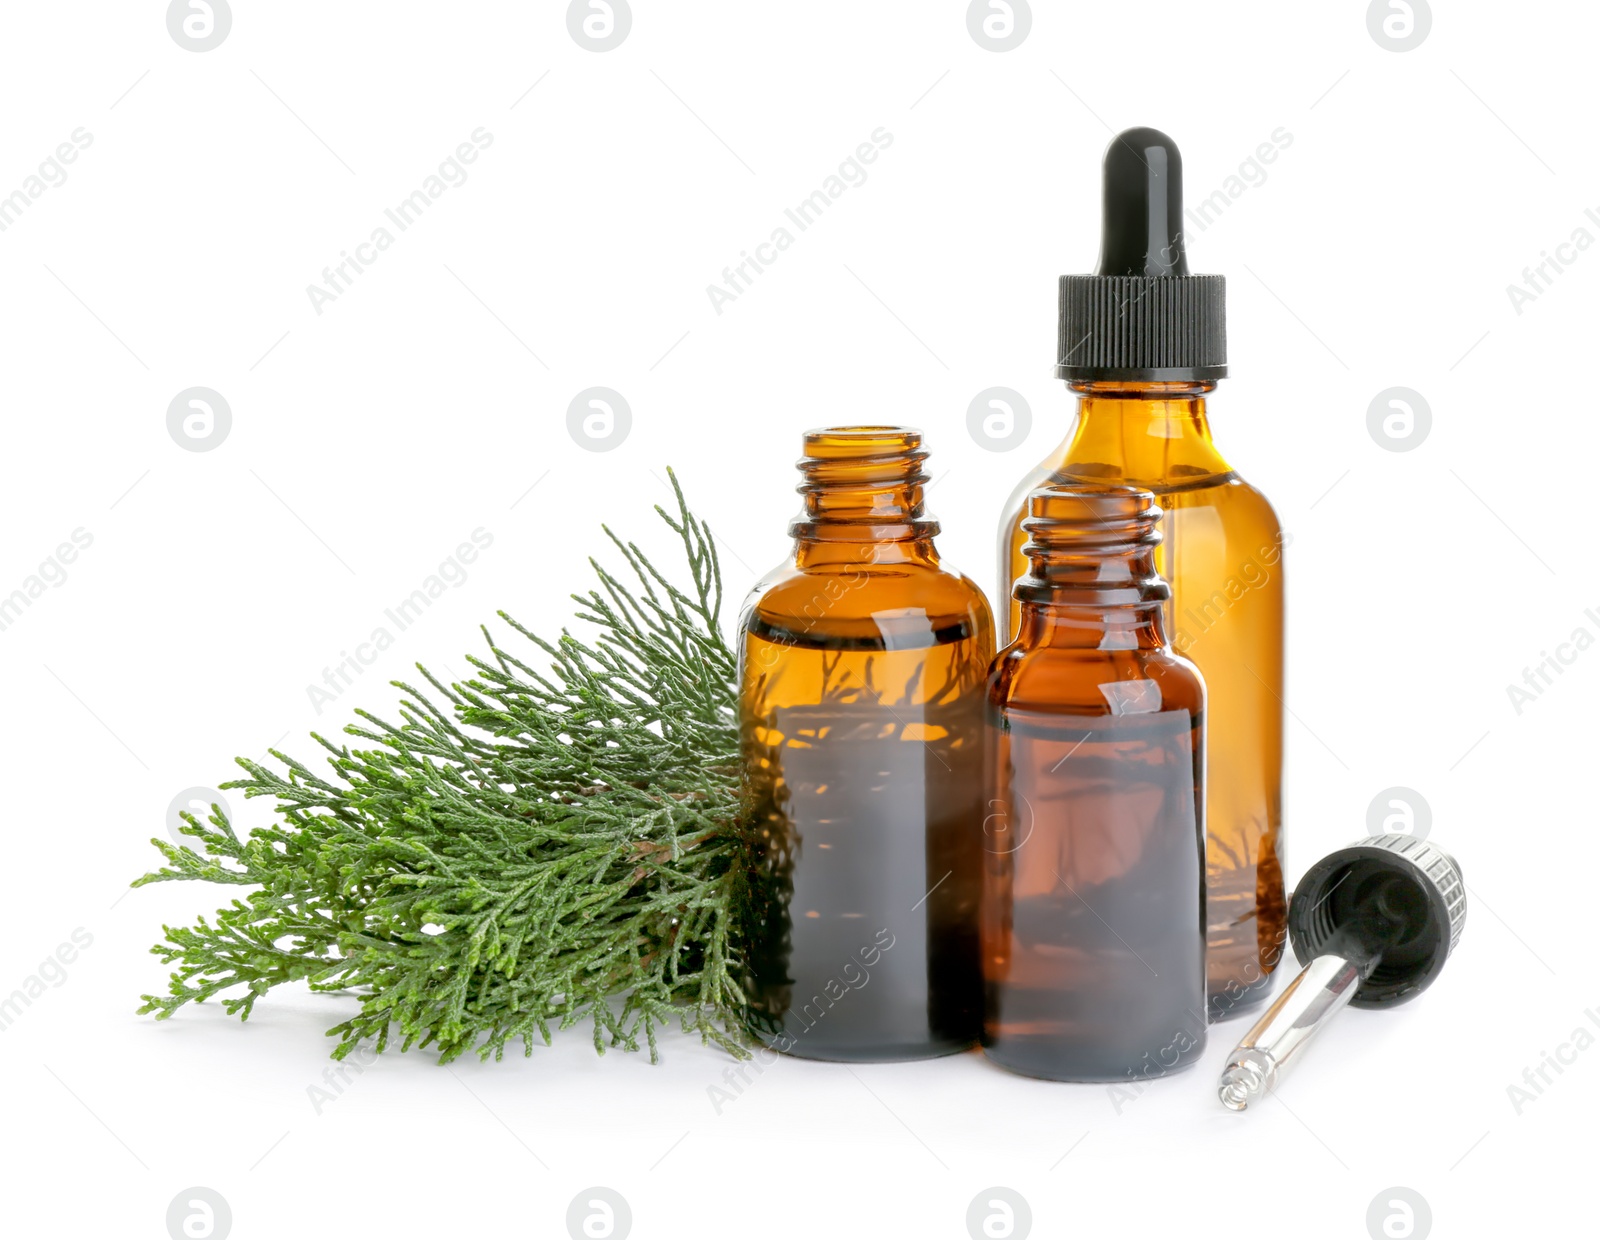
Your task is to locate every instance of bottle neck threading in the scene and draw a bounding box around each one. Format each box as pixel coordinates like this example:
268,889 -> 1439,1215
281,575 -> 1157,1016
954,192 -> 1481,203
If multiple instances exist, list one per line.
789,426 -> 941,556
1014,483 -> 1173,650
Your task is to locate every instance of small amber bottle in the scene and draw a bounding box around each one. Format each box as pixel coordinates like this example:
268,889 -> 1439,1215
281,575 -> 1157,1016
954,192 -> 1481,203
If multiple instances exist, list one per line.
1000,127 -> 1286,1018
983,484 -> 1206,1082
738,427 -> 995,1061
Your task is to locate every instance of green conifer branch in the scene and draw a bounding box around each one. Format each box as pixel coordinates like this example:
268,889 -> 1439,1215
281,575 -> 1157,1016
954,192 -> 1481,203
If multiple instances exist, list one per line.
135,470 -> 749,1063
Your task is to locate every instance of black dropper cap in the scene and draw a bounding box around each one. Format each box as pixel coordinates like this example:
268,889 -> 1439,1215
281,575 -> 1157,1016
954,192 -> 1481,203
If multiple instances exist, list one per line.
1057,127 -> 1227,382
1216,832 -> 1466,1111
1288,834 -> 1467,1007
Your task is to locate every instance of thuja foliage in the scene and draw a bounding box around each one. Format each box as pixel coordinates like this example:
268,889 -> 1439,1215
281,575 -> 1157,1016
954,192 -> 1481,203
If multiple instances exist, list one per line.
136,472 -> 751,1064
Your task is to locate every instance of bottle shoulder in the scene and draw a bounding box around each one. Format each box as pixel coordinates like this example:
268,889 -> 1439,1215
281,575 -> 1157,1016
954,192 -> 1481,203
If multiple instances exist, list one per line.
1212,474 -> 1282,527
989,641 -> 1205,717
999,456 -> 1059,529
744,553 -> 994,635
1025,399 -> 1261,497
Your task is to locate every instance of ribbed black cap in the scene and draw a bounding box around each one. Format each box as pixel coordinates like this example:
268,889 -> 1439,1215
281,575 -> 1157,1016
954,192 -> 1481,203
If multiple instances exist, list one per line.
1288,834 -> 1466,1009
1056,127 -> 1227,382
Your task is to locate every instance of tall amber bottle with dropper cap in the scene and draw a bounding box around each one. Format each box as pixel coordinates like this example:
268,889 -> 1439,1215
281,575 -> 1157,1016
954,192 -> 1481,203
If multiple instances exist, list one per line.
998,128 -> 1286,1019
739,427 -> 994,1061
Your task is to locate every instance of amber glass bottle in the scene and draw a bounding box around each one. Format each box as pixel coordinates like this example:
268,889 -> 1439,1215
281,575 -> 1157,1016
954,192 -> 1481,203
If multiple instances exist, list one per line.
983,484 -> 1206,1082
999,126 -> 1286,1018
739,427 -> 994,1061
999,382 -> 1285,1017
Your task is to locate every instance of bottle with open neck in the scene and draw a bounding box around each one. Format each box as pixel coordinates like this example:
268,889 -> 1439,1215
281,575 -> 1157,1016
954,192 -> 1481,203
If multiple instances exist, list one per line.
739,426 -> 994,1061
997,128 -> 1287,1019
983,483 -> 1207,1081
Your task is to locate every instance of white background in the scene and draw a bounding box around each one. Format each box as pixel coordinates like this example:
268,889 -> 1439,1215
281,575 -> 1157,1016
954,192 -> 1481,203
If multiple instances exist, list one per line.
0,2 -> 1593,1237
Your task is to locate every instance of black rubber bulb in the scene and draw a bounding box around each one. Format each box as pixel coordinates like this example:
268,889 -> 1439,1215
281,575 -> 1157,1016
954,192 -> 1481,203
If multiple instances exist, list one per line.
1096,127 -> 1189,278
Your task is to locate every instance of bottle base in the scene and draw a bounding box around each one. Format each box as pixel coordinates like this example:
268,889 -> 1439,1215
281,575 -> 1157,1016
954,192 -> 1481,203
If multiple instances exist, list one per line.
980,1042 -> 1205,1083
749,1028 -> 978,1064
